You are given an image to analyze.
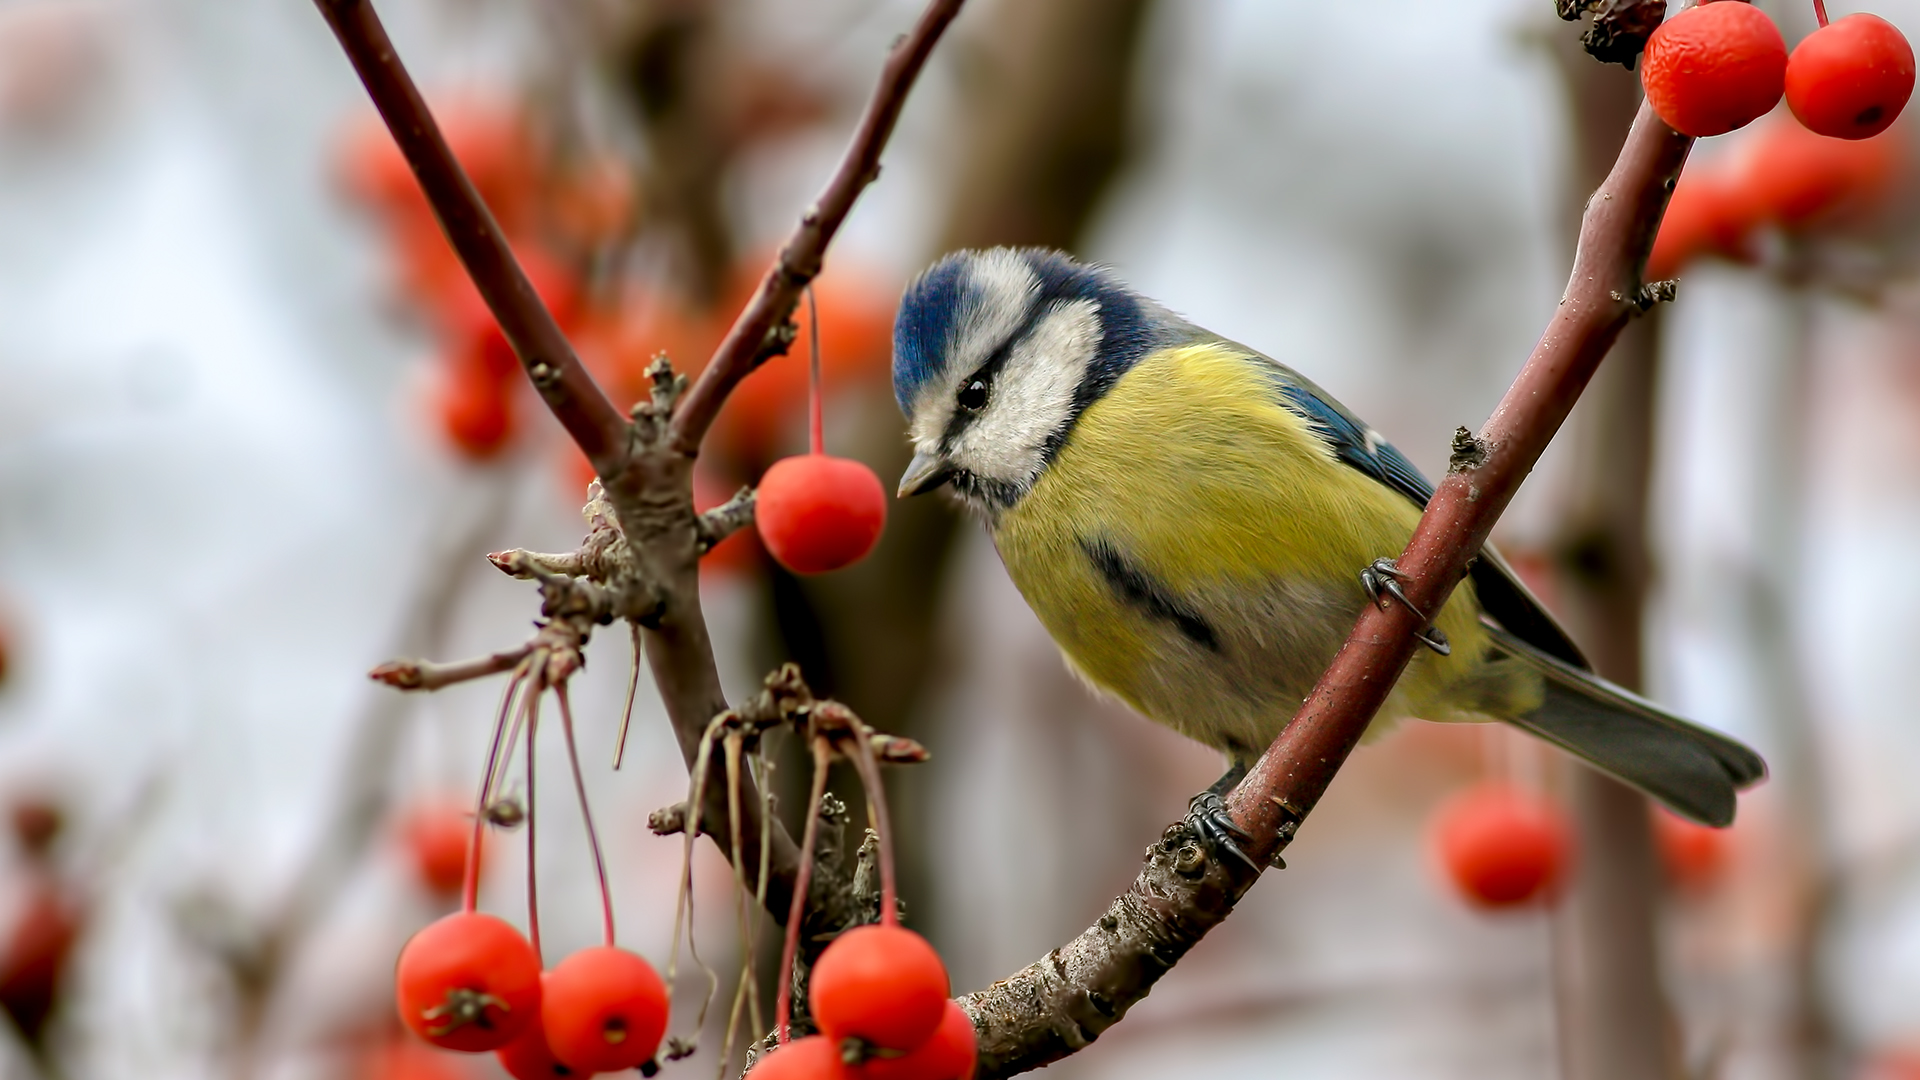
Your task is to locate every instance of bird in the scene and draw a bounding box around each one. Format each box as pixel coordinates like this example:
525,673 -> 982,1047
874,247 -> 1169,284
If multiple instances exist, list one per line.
889,246 -> 1765,853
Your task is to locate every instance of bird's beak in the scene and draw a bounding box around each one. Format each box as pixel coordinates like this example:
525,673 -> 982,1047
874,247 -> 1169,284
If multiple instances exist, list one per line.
897,449 -> 956,497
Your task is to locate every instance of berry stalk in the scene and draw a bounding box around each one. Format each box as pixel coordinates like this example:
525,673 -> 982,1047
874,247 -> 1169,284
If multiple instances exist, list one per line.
807,286 -> 824,457
556,683 -> 617,948
523,680 -> 543,963
775,736 -> 836,1043
465,662 -> 531,913
845,727 -> 900,928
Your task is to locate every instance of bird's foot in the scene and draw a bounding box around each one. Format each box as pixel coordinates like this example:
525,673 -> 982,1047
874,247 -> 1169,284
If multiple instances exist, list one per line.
1359,557 -> 1451,656
1184,790 -> 1260,873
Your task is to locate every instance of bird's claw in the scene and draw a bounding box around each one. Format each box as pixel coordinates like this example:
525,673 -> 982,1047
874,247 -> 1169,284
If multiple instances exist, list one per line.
1360,556 -> 1413,611
1414,625 -> 1451,656
1359,558 -> 1451,656
1184,790 -> 1261,873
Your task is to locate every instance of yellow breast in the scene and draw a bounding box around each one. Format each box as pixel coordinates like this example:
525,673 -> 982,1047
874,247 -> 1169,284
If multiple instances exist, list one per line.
989,342 -> 1498,756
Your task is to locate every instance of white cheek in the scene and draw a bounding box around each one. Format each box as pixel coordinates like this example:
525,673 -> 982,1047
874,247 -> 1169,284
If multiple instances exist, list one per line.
909,400 -> 947,452
949,298 -> 1101,487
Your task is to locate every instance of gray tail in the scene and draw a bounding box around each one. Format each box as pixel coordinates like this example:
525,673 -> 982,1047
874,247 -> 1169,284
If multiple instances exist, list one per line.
1485,624 -> 1767,827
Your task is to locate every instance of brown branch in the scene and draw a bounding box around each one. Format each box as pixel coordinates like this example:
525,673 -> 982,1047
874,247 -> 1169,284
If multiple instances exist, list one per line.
958,100 -> 1692,1079
318,0 -> 965,944
694,487 -> 756,555
668,0 -> 967,451
1222,102 -> 1690,857
311,0 -> 630,475
370,647 -> 530,691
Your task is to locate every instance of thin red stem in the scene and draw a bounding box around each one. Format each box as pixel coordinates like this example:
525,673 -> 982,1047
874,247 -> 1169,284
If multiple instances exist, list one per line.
465,662 -> 529,912
807,286 -> 824,457
556,683 -> 616,948
775,737 -> 835,1043
845,728 -> 898,927
1813,0 -> 1830,27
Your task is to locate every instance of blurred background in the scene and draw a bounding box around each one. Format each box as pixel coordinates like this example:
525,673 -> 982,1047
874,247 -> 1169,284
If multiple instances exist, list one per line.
1,0 -> 1918,1076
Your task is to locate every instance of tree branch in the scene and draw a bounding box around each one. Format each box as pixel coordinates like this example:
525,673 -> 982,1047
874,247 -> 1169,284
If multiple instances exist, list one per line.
315,0 -> 965,949
668,0 -> 966,451
1222,101 -> 1689,857
958,100 -> 1692,1079
311,0 -> 630,475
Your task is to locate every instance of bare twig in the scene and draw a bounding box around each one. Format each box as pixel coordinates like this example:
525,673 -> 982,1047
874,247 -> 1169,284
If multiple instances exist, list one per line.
695,488 -> 757,555
370,647 -> 531,691
957,100 -> 1692,1079
487,549 -> 590,580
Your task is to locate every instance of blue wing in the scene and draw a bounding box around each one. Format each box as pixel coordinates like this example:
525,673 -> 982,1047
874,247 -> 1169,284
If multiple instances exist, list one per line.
1236,348 -> 1592,670
1268,378 -> 1435,508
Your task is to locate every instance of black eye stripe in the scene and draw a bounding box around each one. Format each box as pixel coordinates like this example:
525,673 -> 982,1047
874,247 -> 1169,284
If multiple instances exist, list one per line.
936,306 -> 1050,449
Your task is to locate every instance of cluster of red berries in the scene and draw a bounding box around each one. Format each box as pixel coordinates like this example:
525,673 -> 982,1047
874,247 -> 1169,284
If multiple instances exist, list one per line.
340,105 -> 615,462
1643,0 -> 1914,140
389,678 -> 667,1077
751,923 -> 974,1080
395,911 -> 668,1077
1650,111 -> 1902,277
1429,782 -> 1735,909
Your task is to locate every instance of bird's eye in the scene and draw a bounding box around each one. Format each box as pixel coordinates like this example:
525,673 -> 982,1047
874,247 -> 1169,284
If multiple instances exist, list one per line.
957,378 -> 989,412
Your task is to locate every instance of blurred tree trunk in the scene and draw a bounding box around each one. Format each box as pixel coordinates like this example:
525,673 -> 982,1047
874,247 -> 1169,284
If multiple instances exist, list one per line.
618,0 -> 734,306
935,0 -> 1154,253
1740,282 -> 1837,1078
1542,42 -> 1683,1080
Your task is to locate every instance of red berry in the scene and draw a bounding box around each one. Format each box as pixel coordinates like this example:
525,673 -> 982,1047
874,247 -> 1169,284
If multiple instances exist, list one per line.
849,1000 -> 976,1080
399,802 -> 477,897
9,799 -> 61,859
395,912 -> 542,1052
1787,13 -> 1915,139
809,924 -> 949,1053
1866,1048 -> 1920,1080
1643,2 -> 1788,136
755,455 -> 887,575
746,1035 -> 846,1079
496,1003 -> 589,1079
1743,114 -> 1901,226
438,366 -> 515,460
1648,165 -> 1762,278
541,946 -> 668,1073
1431,783 -> 1573,909
1652,807 -> 1729,894
0,880 -> 80,1044
361,1038 -> 473,1080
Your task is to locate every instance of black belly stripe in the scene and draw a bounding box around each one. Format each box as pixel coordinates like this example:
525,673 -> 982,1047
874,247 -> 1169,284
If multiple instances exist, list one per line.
1080,537 -> 1221,653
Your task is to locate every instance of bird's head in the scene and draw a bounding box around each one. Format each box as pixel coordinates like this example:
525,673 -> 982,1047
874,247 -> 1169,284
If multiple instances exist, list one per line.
890,247 -> 1163,517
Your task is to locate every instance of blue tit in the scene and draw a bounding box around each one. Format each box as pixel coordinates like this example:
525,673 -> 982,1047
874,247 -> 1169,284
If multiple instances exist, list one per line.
890,247 -> 1765,831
